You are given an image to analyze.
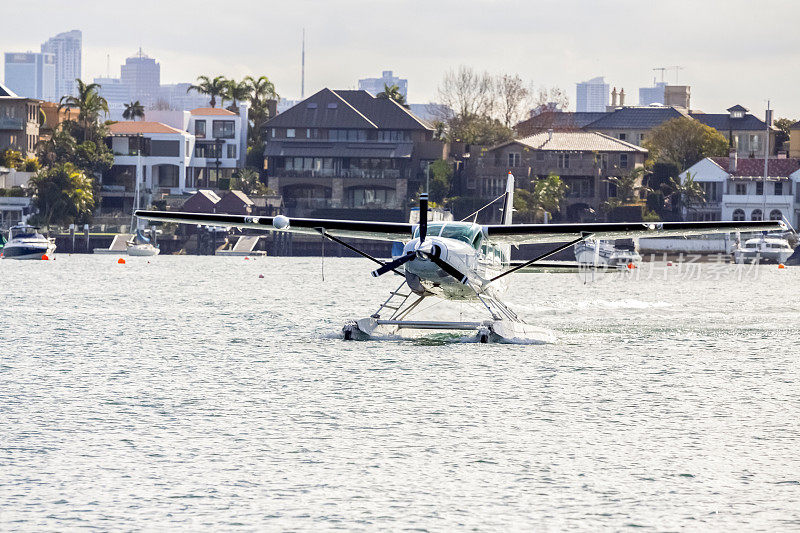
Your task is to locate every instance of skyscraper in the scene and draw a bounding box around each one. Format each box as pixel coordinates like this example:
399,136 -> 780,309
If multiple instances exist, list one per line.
3,52 -> 56,101
639,81 -> 668,106
120,48 -> 161,106
575,76 -> 609,112
358,70 -> 408,99
41,30 -> 82,99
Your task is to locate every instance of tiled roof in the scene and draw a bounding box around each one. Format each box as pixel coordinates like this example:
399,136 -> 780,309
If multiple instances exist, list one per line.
727,104 -> 748,112
709,157 -> 800,177
264,88 -> 431,130
190,107 -> 236,116
108,121 -> 186,135
585,106 -> 689,129
506,131 -> 647,152
691,112 -> 770,132
222,190 -> 255,206
792,120 -> 800,129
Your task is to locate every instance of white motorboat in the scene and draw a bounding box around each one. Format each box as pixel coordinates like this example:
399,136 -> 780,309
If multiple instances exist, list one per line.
574,239 -> 641,267
126,229 -> 160,257
733,235 -> 793,264
1,225 -> 56,260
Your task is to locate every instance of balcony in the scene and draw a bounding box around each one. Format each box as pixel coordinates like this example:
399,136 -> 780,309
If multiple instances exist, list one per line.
721,194 -> 793,207
276,169 -> 403,180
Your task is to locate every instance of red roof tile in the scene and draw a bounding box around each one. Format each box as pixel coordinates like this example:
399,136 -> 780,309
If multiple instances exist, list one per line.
190,107 -> 236,116
108,121 -> 185,135
710,157 -> 800,177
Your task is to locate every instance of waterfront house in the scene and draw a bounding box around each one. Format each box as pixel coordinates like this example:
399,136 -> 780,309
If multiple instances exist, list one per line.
680,154 -> 800,225
0,82 -> 40,158
689,105 -> 778,158
466,131 -> 647,222
262,88 -> 445,220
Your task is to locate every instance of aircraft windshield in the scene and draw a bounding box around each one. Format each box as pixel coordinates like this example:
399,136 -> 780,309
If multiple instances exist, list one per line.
414,222 -> 483,248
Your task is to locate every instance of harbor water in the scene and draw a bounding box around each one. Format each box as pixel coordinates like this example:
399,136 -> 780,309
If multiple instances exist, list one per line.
1,256 -> 799,530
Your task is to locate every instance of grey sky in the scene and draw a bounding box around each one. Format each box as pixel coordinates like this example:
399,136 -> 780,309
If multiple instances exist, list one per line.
3,0 -> 799,118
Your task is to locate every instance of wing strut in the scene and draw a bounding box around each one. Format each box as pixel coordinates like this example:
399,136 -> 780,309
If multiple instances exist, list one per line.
314,229 -> 404,277
490,232 -> 593,282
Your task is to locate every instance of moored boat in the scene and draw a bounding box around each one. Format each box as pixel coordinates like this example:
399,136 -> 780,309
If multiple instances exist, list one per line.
733,235 -> 793,264
1,225 -> 56,260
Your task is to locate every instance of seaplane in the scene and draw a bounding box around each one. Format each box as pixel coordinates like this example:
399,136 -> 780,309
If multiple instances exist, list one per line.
136,174 -> 785,343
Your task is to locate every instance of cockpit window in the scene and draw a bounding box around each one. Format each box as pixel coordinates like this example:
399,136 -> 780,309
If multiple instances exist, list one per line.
413,222 -> 483,248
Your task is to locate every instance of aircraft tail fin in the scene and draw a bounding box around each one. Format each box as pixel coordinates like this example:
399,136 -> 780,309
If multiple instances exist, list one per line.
501,173 -> 514,225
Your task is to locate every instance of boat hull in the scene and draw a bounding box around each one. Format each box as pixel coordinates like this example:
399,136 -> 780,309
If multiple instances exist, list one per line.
2,242 -> 56,260
127,244 -> 160,257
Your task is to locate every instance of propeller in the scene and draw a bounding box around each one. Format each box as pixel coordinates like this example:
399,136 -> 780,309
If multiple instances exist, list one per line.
370,193 -> 469,284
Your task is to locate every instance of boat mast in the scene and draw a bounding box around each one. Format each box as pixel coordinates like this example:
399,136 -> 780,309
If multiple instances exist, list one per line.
763,100 -> 769,220
129,134 -> 142,232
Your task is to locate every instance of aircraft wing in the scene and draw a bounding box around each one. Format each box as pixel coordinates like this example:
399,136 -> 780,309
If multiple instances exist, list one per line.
135,210 -> 414,242
484,220 -> 787,245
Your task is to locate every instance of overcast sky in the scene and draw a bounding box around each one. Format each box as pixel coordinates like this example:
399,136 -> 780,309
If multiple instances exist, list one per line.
3,0 -> 799,118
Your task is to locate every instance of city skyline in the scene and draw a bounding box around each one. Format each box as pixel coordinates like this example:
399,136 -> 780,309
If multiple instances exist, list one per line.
1,0 -> 799,118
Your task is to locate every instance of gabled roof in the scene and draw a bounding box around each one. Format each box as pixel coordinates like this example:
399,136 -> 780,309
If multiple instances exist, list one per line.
727,104 -> 748,112
264,88 -> 431,130
191,107 -> 236,116
709,157 -> 800,177
0,82 -> 19,97
792,120 -> 800,130
108,121 -> 186,135
690,112 -> 770,132
334,90 -> 432,130
496,131 -> 647,153
220,189 -> 254,206
585,106 -> 689,129
515,111 -> 608,133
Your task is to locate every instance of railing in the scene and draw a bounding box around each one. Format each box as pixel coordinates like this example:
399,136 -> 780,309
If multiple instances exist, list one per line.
276,169 -> 403,179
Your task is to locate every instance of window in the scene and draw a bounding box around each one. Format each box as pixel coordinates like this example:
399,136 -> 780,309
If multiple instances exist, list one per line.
749,134 -> 761,153
307,103 -> 318,109
286,128 -> 295,138
638,133 -> 645,145
327,103 -> 338,109
751,209 -> 762,221
271,128 -> 276,138
775,182 -> 783,195
618,133 -> 627,141
227,144 -> 237,159
377,130 -> 411,142
508,153 -> 521,167
735,183 -> 746,195
194,143 -> 221,158
557,153 -> 570,169
194,120 -> 206,138
150,140 -> 180,157
700,182 -> 721,202
212,120 -> 236,139
732,209 -> 745,221
756,182 -> 764,195
619,154 -> 628,168
306,128 -> 319,139
770,209 -> 783,220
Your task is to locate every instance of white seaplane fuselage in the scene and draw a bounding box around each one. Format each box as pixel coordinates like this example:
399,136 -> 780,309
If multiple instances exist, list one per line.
400,222 -> 510,301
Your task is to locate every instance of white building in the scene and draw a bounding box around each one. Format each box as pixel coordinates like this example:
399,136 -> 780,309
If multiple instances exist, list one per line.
575,76 -> 609,112
358,70 -> 408,99
101,106 -> 247,212
680,155 -> 800,227
3,52 -> 56,101
41,30 -> 82,99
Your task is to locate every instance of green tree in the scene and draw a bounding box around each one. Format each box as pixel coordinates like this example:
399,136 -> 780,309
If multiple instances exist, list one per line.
122,100 -> 145,121
426,160 -> 454,203
447,114 -> 515,145
643,117 -> 728,172
187,75 -> 228,108
225,79 -> 250,112
602,167 -> 651,211
661,171 -> 706,220
29,162 -> 95,227
58,79 -> 109,141
377,83 -> 407,106
230,168 -> 270,196
0,149 -> 24,169
774,117 -> 795,152
513,173 -> 566,222
245,75 -> 279,149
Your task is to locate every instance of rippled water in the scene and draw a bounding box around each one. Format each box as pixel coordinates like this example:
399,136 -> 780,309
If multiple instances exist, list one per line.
1,255 -> 799,530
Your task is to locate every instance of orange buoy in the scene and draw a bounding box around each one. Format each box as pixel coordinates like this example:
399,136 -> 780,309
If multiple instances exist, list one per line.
118,258 -> 126,264
778,264 -> 786,269
41,254 -> 49,260
244,257 -> 250,260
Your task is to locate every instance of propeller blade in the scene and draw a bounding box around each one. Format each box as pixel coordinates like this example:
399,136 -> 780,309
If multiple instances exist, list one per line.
425,253 -> 469,284
419,193 -> 428,243
371,252 -> 415,277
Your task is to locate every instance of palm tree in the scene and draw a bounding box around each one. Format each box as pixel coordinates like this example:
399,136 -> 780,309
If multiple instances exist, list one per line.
122,101 -> 145,121
603,167 -> 651,210
377,83 -> 407,106
58,79 -> 109,141
244,75 -> 280,149
661,172 -> 706,220
187,75 -> 228,108
224,79 -> 250,112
